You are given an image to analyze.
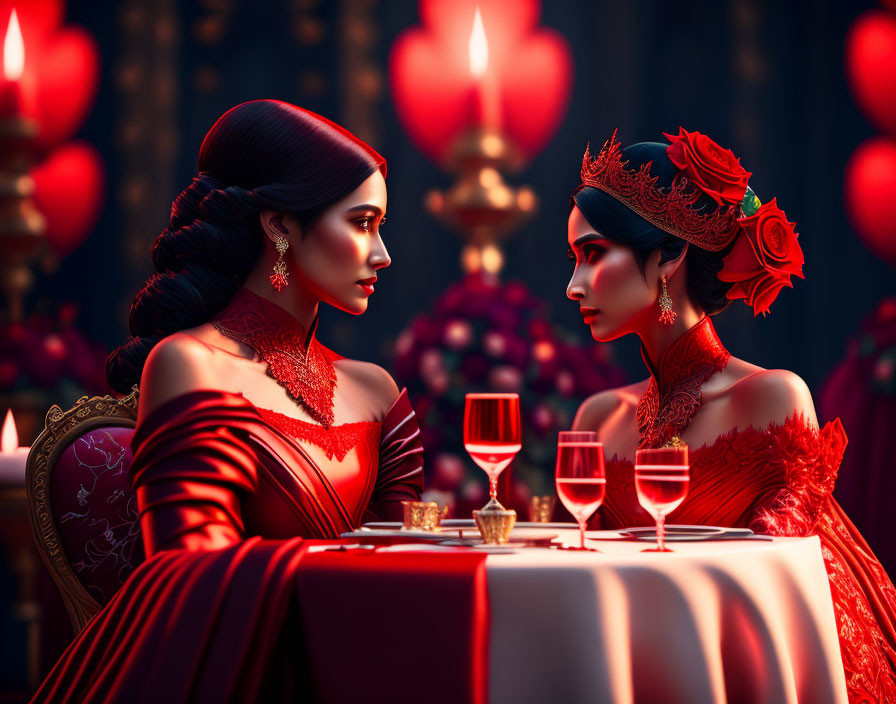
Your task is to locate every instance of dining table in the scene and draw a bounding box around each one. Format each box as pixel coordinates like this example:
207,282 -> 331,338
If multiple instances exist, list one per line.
296,525 -> 848,704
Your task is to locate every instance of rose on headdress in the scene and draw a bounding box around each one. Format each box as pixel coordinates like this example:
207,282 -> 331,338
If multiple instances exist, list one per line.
718,198 -> 804,316
664,127 -> 751,206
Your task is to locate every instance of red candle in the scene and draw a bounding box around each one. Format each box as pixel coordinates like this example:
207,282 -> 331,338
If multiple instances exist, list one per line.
0,8 -> 28,118
468,6 -> 501,129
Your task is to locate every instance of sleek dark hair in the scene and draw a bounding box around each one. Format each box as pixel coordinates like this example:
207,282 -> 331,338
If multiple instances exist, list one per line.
570,141 -> 734,316
106,100 -> 386,394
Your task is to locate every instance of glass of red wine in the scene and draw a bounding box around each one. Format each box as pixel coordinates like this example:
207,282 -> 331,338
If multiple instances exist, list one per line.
555,431 -> 606,550
464,393 -> 522,510
634,446 -> 690,552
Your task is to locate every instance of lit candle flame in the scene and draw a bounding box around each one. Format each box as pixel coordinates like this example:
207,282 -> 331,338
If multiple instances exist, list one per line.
468,7 -> 488,79
3,9 -> 24,82
1,409 -> 18,454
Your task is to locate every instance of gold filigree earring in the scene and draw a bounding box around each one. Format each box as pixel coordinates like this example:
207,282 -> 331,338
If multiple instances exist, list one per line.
270,233 -> 289,291
659,275 -> 676,325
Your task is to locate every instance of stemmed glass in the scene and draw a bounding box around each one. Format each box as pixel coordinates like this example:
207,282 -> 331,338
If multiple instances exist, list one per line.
463,393 -> 522,510
634,446 -> 690,552
555,431 -> 606,550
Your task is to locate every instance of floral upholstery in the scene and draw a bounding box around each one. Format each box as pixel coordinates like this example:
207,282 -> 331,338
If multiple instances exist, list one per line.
49,425 -> 144,605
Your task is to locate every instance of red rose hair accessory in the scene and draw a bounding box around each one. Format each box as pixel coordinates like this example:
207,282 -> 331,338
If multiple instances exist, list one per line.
580,131 -> 743,251
718,198 -> 805,316
664,127 -> 751,206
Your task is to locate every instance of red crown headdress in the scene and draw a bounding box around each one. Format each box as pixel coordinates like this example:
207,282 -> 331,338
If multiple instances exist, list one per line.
577,128 -> 805,316
579,130 -> 742,251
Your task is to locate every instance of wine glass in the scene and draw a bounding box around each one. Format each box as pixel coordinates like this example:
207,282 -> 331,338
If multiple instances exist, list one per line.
555,431 -> 606,550
634,446 -> 690,552
464,393 -> 522,510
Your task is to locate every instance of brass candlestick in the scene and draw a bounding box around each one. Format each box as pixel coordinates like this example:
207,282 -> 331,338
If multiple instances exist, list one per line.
0,114 -> 45,322
425,126 -> 537,275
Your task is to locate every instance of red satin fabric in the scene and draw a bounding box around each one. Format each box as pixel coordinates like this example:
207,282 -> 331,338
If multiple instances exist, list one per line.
131,388 -> 422,554
31,388 -> 438,703
32,538 -> 313,702
296,547 -> 489,704
598,415 -> 896,703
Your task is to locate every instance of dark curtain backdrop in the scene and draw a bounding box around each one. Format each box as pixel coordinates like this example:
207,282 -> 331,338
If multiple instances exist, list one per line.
38,0 -> 892,409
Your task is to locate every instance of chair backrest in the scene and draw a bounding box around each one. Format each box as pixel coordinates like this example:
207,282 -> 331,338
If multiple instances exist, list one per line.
26,387 -> 145,632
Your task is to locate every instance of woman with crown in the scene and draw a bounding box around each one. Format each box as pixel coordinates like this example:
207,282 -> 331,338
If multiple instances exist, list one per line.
32,100 -> 424,701
567,128 -> 896,701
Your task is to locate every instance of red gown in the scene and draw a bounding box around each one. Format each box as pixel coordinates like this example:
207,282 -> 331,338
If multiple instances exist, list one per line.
599,319 -> 896,703
32,387 -> 425,702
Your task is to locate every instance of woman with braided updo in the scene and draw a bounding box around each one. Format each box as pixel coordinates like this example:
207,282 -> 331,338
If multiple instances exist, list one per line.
34,100 -> 424,702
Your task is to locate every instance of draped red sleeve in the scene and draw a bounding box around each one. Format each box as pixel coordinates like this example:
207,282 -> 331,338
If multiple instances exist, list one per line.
746,416 -> 845,537
364,388 -> 424,523
130,390 -> 264,555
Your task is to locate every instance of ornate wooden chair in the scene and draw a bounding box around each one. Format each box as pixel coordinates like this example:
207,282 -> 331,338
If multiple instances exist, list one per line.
25,387 -> 145,632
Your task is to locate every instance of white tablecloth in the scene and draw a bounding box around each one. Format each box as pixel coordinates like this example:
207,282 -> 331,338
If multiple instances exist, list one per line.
486,531 -> 847,704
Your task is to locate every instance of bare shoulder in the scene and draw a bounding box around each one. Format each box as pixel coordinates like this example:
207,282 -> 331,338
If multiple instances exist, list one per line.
335,358 -> 400,417
572,379 -> 648,433
728,368 -> 819,430
138,332 -> 223,422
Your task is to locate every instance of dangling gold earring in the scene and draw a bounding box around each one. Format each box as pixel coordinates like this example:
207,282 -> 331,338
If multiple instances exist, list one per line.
270,234 -> 289,291
658,275 -> 676,325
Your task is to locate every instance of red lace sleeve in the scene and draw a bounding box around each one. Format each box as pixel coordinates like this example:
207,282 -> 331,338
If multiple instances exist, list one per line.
363,389 -> 424,523
130,390 -> 263,556
747,415 -> 847,536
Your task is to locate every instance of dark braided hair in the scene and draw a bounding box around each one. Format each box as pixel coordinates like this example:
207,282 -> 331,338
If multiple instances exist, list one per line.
106,100 -> 386,393
570,141 -> 735,315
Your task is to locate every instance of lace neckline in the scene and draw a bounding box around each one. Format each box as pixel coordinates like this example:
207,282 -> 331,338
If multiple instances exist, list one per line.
254,406 -> 380,462
635,316 -> 731,448
610,411 -> 836,465
212,287 -> 337,428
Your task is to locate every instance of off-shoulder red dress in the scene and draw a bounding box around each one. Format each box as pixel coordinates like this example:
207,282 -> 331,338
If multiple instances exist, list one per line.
32,385 -> 425,702
599,318 -> 896,703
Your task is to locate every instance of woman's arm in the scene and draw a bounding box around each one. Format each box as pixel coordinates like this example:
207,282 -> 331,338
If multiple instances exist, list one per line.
133,336 -> 258,555
364,387 -> 424,523
734,370 -> 842,536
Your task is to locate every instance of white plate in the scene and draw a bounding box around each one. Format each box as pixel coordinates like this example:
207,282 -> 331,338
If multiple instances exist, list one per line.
345,527 -> 558,544
363,520 -> 576,530
341,529 -> 460,541
620,525 -> 752,537
442,519 -> 576,530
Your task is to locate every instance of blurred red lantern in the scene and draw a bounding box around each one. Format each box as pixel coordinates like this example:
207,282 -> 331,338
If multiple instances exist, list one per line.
32,25 -> 99,150
845,137 -> 896,267
389,0 -> 572,163
32,140 -> 104,256
846,10 -> 896,136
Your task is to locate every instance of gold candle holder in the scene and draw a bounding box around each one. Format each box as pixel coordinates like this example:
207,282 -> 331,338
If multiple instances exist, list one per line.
473,504 -> 516,544
529,495 -> 556,523
401,500 -> 442,532
425,126 -> 536,277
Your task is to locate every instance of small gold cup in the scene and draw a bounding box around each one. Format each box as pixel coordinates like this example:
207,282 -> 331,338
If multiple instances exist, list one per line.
473,507 -> 517,545
529,495 -> 556,523
401,501 -> 442,532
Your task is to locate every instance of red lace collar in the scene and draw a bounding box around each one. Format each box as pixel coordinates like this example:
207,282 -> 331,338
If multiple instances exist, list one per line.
635,316 -> 731,448
212,287 -> 337,428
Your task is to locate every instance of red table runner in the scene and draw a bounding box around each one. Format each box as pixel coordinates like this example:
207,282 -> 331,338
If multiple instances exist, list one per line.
296,545 -> 490,704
